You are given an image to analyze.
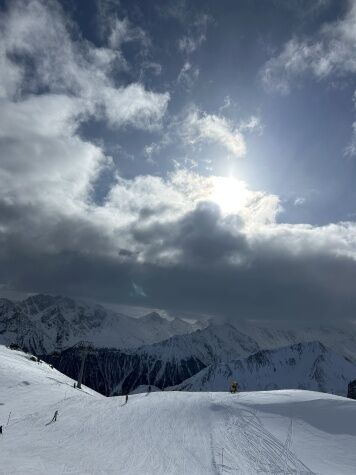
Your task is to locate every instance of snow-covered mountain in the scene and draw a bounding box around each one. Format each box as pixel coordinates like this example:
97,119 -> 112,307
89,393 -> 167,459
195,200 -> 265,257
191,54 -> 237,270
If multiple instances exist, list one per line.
172,341 -> 356,396
1,345 -> 356,474
134,322 -> 261,364
43,323 -> 261,395
0,294 -> 198,353
46,345 -> 206,396
3,293 -> 356,398
3,293 -> 356,362
234,320 -> 356,362
45,328 -> 356,397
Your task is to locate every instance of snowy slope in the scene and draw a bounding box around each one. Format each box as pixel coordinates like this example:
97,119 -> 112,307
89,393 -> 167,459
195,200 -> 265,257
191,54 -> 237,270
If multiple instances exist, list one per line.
134,322 -> 260,364
0,345 -> 99,422
1,345 -> 356,474
172,341 -> 356,395
0,294 -> 197,352
235,320 -> 356,362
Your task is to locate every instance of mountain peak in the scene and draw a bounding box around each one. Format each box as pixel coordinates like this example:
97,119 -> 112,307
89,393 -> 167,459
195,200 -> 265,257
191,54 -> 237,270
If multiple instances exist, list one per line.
140,311 -> 164,323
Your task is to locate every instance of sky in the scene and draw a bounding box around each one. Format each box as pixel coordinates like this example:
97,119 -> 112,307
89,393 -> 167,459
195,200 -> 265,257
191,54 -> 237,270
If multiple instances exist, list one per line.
1,0 -> 356,323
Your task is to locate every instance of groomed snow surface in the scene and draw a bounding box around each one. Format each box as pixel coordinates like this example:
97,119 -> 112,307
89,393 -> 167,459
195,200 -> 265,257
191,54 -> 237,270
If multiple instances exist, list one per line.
1,346 -> 356,474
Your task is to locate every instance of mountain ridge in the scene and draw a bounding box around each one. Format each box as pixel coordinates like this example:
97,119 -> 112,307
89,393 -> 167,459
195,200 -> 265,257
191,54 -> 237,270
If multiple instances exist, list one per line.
171,340 -> 356,396
0,294 -> 198,352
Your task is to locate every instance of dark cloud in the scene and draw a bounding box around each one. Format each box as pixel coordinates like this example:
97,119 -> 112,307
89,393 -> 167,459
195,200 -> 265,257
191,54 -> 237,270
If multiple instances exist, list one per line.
133,201 -> 246,263
1,200 -> 356,324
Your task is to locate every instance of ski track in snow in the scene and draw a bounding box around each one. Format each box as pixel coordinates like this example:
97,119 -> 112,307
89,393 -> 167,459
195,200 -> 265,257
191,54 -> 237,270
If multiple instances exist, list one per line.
221,407 -> 314,474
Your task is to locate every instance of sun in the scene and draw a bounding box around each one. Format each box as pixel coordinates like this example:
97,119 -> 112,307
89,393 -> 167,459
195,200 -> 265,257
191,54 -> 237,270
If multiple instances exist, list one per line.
210,176 -> 249,215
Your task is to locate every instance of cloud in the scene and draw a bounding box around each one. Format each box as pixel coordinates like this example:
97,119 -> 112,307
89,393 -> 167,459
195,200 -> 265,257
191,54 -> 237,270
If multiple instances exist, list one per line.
96,0 -> 149,49
101,84 -> 169,129
239,115 -> 264,135
176,13 -> 211,89
108,17 -> 149,50
177,61 -> 199,88
0,93 -> 107,214
294,197 -> 306,206
271,0 -> 332,17
3,196 -> 356,322
345,121 -> 356,157
261,0 -> 356,158
178,13 -> 211,54
2,0 -> 356,324
261,1 -> 356,93
0,0 -> 169,130
2,137 -> 356,322
180,108 -> 247,157
345,92 -> 356,157
178,36 -> 200,54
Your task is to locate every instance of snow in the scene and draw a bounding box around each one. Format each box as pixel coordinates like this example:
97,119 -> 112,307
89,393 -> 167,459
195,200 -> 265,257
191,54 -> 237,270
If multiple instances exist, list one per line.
171,341 -> 356,396
134,323 -> 260,364
130,384 -> 162,394
0,295 -> 198,353
1,345 -> 356,474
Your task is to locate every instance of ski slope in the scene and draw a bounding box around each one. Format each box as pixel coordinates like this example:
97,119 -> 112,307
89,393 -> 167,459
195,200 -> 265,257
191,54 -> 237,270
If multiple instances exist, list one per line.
1,346 -> 356,474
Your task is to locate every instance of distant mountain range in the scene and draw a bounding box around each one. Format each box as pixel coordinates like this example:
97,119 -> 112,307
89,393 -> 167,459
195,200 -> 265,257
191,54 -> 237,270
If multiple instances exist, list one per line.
1,294 -> 356,397
171,341 -> 356,396
0,294 -> 201,353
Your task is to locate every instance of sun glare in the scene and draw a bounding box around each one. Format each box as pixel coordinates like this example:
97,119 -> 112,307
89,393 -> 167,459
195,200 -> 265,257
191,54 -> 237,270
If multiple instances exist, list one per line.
210,176 -> 249,215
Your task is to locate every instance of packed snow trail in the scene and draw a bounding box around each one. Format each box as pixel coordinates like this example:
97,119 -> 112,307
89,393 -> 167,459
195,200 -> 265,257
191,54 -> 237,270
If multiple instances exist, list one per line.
1,346 -> 356,474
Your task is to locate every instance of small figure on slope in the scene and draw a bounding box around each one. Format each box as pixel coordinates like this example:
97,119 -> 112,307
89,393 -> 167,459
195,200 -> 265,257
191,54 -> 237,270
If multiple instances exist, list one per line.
230,381 -> 238,394
46,410 -> 59,425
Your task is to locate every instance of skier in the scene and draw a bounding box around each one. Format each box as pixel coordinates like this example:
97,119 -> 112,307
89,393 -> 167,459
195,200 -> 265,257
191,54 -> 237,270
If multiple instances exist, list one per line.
49,410 -> 59,423
230,381 -> 238,394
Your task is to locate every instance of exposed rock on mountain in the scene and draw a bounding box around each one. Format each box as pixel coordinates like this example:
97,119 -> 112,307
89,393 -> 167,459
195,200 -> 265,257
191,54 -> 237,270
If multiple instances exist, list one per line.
172,341 -> 356,396
0,294 -> 197,352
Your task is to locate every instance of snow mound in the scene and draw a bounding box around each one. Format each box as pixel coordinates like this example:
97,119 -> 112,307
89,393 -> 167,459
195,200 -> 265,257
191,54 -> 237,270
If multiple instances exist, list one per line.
1,345 -> 356,474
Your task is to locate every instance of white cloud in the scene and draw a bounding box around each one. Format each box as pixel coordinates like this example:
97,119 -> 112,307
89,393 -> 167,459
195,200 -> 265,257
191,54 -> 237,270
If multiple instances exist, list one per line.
177,61 -> 200,88
0,0 -> 169,130
239,115 -> 263,135
178,13 -> 211,54
294,197 -> 306,206
345,120 -> 356,157
261,1 -> 356,157
0,93 -> 107,214
345,90 -> 356,157
0,0 -> 169,241
108,17 -> 149,50
178,36 -> 201,54
262,1 -> 356,93
180,109 -> 247,157
101,84 -> 169,129
141,61 -> 162,76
